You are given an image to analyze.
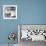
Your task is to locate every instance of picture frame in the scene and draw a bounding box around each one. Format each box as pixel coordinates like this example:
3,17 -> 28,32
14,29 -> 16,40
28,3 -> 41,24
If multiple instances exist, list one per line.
3,5 -> 17,19
18,24 -> 46,41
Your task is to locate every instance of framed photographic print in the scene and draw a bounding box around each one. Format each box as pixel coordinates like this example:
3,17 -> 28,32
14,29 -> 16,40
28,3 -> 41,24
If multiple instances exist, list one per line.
3,5 -> 17,19
18,24 -> 46,41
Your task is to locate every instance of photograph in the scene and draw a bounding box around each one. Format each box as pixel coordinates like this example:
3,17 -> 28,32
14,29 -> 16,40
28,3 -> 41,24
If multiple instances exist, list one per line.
18,25 -> 46,46
3,5 -> 17,19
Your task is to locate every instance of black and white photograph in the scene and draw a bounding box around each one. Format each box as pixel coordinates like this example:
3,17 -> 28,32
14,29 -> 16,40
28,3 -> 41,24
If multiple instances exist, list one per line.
18,25 -> 46,46
3,5 -> 17,19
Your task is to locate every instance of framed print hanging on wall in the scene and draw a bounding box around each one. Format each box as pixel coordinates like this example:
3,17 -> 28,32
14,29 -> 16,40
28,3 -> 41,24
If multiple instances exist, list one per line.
3,5 -> 17,19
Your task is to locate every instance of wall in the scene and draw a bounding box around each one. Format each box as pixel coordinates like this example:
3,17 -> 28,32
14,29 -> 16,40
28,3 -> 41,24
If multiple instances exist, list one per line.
20,0 -> 46,24
0,0 -> 46,44
0,0 -> 22,44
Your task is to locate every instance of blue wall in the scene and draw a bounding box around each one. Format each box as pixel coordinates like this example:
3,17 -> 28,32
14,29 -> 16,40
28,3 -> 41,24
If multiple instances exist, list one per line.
0,0 -> 46,44
20,0 -> 46,24
0,0 -> 21,44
